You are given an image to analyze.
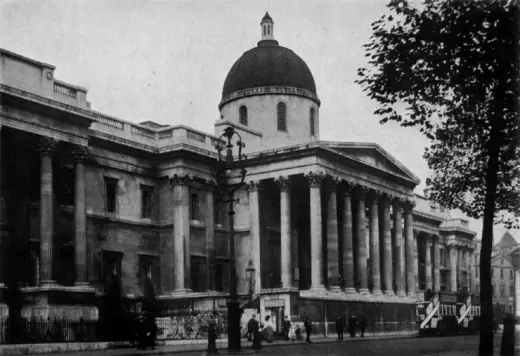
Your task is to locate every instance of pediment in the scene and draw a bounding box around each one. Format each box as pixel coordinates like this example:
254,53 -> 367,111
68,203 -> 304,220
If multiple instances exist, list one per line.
318,141 -> 420,185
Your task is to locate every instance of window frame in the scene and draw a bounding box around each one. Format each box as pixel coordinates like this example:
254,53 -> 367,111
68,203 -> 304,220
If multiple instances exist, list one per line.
190,191 -> 201,221
104,177 -> 118,214
239,105 -> 248,126
140,184 -> 154,219
276,102 -> 287,132
310,107 -> 315,137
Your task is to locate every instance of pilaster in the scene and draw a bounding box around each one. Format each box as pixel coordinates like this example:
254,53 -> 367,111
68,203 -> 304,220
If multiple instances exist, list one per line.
205,184 -> 215,291
170,174 -> 192,293
247,180 -> 261,293
425,236 -> 433,291
448,244 -> 457,292
432,236 -> 441,293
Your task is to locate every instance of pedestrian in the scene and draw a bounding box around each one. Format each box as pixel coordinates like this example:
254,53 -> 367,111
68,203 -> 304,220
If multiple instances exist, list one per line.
251,316 -> 262,350
207,314 -> 218,354
348,315 -> 357,338
358,315 -> 366,338
247,314 -> 258,341
493,317 -> 498,334
335,316 -> 344,341
304,316 -> 313,343
260,315 -> 275,343
283,316 -> 291,341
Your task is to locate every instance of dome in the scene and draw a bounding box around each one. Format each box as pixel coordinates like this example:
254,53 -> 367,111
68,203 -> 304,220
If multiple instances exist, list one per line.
221,41 -> 317,100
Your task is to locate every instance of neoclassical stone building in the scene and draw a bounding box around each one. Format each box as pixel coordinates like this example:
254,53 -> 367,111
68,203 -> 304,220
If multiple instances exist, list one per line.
0,13 -> 477,331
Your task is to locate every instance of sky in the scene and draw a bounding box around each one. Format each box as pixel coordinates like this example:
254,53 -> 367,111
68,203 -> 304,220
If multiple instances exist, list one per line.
1,0 -> 516,243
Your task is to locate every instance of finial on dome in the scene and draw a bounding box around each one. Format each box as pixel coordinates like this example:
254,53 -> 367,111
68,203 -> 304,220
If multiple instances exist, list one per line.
260,12 -> 275,42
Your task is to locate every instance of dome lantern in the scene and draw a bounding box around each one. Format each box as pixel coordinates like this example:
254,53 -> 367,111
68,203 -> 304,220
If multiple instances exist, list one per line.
260,12 -> 275,44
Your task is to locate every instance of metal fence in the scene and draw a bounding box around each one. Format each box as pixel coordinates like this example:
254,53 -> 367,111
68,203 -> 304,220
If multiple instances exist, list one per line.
0,317 -> 98,344
156,309 -> 228,340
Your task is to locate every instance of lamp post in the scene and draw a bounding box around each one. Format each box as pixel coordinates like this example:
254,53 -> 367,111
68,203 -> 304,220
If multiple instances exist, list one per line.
246,260 -> 255,302
214,126 -> 247,352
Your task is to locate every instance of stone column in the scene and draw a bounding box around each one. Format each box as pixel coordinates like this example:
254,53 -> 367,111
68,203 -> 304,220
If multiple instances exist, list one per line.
307,172 -> 325,290
205,187 -> 215,291
356,186 -> 369,294
381,194 -> 394,296
449,245 -> 457,292
403,201 -> 415,296
369,191 -> 382,295
171,174 -> 191,292
326,177 -> 340,291
39,137 -> 57,285
247,181 -> 262,293
425,237 -> 433,291
469,248 -> 476,293
393,198 -> 406,296
341,182 -> 356,294
73,146 -> 89,286
0,125 -> 3,286
433,236 -> 441,293
413,231 -> 419,293
276,176 -> 292,289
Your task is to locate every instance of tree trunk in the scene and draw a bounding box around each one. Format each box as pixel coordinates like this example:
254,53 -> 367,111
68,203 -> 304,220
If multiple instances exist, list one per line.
478,86 -> 504,356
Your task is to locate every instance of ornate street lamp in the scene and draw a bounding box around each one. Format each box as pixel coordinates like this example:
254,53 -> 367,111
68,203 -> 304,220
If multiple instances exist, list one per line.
214,126 -> 247,352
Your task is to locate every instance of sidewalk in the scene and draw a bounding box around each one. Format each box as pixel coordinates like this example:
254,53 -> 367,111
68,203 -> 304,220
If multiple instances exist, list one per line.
0,332 -> 418,356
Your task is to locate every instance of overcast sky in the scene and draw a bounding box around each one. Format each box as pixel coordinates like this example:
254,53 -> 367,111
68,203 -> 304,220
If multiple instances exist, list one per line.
1,0 -> 515,243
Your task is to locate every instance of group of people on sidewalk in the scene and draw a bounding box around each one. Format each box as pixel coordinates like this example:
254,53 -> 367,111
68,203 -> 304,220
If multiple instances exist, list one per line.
245,314 -> 366,345
335,315 -> 367,340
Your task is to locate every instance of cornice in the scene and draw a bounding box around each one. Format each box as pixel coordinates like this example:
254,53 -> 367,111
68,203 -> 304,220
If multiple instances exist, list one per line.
412,209 -> 445,224
219,85 -> 321,109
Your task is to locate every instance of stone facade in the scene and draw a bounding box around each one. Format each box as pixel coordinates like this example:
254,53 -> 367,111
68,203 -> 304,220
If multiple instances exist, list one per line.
0,14 -> 478,332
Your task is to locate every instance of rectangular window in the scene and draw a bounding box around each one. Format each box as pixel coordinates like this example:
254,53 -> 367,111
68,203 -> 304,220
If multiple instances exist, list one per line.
190,256 -> 207,292
138,254 -> 159,296
141,185 -> 153,218
215,263 -> 223,292
104,177 -> 118,213
500,285 -> 505,297
475,267 -> 479,279
190,192 -> 200,221
501,269 -> 504,279
511,270 -> 514,279
510,284 -> 514,296
102,250 -> 123,294
476,284 -> 480,293
214,260 -> 230,292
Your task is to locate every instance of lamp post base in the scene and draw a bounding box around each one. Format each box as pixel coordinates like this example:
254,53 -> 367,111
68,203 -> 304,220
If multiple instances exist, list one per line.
227,300 -> 242,352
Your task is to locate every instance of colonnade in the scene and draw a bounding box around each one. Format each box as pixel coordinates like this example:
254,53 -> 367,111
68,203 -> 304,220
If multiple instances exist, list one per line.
248,172 -> 417,296
4,135 -> 90,287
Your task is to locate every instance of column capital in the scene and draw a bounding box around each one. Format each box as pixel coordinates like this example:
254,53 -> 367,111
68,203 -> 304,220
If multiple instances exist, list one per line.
342,180 -> 356,195
170,174 -> 193,187
355,185 -> 369,200
305,171 -> 325,187
72,146 -> 89,163
275,176 -> 292,191
392,197 -> 405,209
326,176 -> 341,191
403,200 -> 416,212
39,137 -> 58,156
246,180 -> 260,192
368,189 -> 383,203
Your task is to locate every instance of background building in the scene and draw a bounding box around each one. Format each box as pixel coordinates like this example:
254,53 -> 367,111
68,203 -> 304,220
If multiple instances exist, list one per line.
0,14 -> 478,335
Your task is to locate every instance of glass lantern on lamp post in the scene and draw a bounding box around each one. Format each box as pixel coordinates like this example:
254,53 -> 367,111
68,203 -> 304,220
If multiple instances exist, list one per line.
214,126 -> 247,352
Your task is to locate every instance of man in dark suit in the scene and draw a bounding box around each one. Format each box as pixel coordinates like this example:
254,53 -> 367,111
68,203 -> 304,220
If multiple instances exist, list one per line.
335,316 -> 345,341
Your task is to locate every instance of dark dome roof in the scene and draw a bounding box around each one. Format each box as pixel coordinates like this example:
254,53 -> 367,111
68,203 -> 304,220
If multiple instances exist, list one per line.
222,41 -> 317,99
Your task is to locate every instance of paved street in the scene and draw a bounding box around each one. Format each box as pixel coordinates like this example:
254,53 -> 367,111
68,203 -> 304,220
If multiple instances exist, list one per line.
44,334 -> 509,356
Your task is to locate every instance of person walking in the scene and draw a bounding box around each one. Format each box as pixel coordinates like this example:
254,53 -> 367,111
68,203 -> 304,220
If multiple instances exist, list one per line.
335,316 -> 344,341
348,315 -> 357,338
358,315 -> 366,338
283,316 -> 291,341
247,315 -> 259,341
304,316 -> 313,343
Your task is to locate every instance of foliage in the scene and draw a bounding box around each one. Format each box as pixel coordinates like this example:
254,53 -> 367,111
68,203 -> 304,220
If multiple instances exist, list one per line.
357,0 -> 520,227
357,1 -> 519,355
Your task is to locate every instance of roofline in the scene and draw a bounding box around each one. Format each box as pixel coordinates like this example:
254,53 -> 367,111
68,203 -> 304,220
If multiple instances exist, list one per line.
318,141 -> 421,185
0,48 -> 55,69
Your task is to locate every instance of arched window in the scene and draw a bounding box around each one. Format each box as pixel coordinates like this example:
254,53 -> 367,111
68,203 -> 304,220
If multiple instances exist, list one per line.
277,102 -> 287,131
239,105 -> 248,126
310,107 -> 315,136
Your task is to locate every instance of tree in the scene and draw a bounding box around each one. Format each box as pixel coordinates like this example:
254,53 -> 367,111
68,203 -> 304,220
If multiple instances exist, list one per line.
356,1 -> 519,354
